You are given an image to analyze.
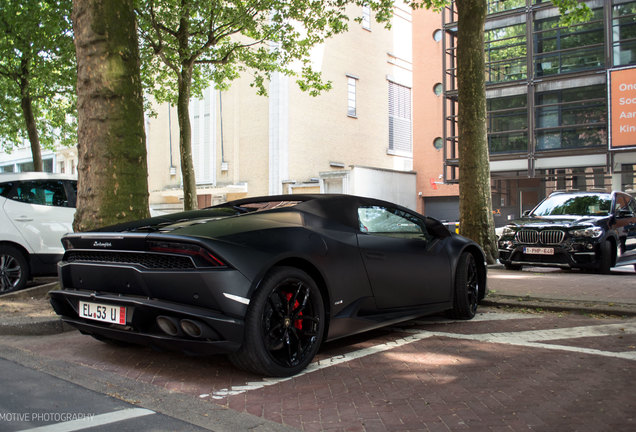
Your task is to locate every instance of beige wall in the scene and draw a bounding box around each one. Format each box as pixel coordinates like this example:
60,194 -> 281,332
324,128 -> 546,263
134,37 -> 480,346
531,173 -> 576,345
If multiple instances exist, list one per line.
145,3 -> 418,208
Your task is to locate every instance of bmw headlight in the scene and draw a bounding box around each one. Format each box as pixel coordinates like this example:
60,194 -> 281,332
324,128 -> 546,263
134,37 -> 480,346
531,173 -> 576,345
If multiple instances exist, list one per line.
502,226 -> 517,236
570,226 -> 603,238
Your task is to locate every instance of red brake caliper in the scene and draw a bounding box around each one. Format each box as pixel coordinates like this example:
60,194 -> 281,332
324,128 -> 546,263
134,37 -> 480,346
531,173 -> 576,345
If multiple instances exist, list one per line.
285,293 -> 303,330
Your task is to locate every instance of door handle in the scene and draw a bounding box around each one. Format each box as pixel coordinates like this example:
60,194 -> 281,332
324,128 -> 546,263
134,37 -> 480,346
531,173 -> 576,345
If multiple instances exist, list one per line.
14,216 -> 33,222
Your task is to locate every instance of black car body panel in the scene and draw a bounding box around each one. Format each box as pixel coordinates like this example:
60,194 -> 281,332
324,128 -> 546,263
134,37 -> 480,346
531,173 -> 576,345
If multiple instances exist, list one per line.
498,191 -> 636,271
50,194 -> 487,369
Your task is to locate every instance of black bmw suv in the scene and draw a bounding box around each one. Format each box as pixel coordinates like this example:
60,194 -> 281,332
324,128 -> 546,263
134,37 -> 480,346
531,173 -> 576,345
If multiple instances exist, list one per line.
498,191 -> 636,273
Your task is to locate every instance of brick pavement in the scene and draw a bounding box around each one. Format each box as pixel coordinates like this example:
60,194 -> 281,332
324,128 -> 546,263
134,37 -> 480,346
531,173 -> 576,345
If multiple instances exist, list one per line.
2,309 -> 634,431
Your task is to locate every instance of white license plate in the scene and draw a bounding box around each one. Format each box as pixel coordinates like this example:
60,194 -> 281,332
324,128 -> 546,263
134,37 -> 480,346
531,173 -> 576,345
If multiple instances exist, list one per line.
79,301 -> 126,325
524,247 -> 554,255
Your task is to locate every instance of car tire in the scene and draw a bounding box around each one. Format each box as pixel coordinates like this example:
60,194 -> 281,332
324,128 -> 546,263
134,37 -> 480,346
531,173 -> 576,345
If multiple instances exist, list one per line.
0,245 -> 29,294
229,266 -> 325,377
449,252 -> 479,320
597,240 -> 613,275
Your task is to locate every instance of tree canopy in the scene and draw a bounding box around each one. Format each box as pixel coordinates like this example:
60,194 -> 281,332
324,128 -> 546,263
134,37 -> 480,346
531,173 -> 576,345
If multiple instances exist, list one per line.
0,0 -> 76,170
135,0 -> 395,210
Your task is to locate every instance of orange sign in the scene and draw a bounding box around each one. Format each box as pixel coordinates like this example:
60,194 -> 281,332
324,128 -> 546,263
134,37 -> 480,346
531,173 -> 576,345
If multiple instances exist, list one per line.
609,67 -> 636,150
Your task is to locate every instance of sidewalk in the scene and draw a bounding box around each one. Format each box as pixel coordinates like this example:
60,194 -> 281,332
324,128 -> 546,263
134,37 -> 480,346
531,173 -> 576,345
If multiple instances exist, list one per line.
484,264 -> 636,316
1,266 -> 634,336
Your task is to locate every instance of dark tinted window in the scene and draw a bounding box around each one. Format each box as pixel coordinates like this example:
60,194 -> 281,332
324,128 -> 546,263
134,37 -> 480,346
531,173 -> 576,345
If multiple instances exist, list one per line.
0,182 -> 13,198
10,180 -> 71,207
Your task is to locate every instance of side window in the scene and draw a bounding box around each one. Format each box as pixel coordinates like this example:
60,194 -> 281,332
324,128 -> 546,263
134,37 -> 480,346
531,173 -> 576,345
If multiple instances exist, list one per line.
615,195 -> 630,213
0,182 -> 13,198
14,180 -> 70,207
358,206 -> 431,241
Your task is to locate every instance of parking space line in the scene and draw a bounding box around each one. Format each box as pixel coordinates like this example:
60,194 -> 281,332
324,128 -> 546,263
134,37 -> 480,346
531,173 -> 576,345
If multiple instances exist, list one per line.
20,408 -> 155,432
398,322 -> 636,361
209,318 -> 636,399
210,313 -> 521,399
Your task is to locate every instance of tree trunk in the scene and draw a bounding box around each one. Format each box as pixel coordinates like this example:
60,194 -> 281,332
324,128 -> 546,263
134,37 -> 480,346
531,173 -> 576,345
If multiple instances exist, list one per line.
177,70 -> 198,211
18,58 -> 43,172
72,0 -> 149,232
456,0 -> 498,264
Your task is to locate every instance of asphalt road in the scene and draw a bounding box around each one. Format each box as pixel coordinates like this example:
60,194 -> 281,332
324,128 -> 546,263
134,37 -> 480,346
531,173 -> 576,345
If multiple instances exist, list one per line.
0,358 -> 208,432
1,307 -> 634,431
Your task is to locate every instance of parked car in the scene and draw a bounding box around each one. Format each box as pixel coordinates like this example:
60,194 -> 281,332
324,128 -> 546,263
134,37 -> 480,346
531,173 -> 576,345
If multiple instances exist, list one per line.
50,194 -> 487,376
0,172 -> 77,293
498,191 -> 636,273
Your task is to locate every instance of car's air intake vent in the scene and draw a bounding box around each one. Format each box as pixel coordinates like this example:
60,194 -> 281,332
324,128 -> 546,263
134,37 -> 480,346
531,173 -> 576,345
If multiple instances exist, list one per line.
515,229 -> 538,244
540,230 -> 565,245
65,251 -> 195,269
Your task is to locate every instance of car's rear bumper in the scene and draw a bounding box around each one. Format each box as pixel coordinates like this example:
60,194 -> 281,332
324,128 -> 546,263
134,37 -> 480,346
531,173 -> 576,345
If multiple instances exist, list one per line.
49,289 -> 244,354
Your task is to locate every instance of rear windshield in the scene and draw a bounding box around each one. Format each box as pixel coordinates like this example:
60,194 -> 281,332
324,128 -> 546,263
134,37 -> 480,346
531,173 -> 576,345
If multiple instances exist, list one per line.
228,201 -> 302,213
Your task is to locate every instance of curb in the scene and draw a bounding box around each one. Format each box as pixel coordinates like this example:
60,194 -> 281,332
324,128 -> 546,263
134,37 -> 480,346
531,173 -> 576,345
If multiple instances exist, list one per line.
0,281 -> 59,301
0,318 -> 72,336
0,281 -> 72,336
483,294 -> 636,317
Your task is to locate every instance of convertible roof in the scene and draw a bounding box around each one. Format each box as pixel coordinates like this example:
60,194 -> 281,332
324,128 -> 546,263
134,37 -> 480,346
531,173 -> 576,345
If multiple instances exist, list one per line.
221,194 -> 415,229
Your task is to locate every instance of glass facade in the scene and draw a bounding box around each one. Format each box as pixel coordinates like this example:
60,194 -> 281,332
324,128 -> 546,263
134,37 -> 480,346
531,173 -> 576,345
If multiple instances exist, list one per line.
444,0 -> 636,159
534,8 -> 605,77
613,1 -> 636,66
535,85 -> 607,151
487,94 -> 528,153
438,0 -> 636,223
485,24 -> 527,83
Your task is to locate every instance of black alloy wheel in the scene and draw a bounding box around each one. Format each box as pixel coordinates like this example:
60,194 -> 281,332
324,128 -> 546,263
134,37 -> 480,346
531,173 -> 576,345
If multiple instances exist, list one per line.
449,252 -> 479,320
0,245 -> 29,294
229,266 -> 325,377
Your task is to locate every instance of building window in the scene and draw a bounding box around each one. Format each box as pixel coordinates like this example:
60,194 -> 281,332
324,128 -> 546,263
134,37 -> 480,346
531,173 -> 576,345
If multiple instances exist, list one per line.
534,8 -> 604,77
433,83 -> 443,96
487,0 -> 525,14
388,81 -> 412,154
485,23 -> 527,83
433,137 -> 443,150
621,164 -> 635,191
487,94 -> 527,154
612,1 -> 636,66
347,75 -> 357,117
433,29 -> 443,42
362,5 -> 371,30
535,84 -> 607,151
189,86 -> 216,184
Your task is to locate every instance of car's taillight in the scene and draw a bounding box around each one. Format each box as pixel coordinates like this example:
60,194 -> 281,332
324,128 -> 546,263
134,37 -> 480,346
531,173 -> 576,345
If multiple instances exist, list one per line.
147,241 -> 226,267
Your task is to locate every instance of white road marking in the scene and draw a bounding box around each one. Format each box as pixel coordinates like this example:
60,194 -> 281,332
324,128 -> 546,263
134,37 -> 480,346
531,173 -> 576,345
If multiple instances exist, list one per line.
20,408 -> 155,432
407,322 -> 636,361
208,314 -> 636,399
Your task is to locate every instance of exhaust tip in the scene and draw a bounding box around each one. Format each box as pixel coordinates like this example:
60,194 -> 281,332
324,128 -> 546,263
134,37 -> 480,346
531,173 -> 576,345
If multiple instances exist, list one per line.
156,316 -> 179,336
180,319 -> 203,338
